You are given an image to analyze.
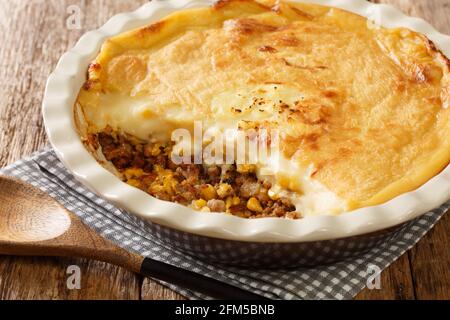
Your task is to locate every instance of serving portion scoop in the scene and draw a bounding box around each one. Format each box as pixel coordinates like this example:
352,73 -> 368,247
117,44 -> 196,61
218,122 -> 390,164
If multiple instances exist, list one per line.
0,175 -> 265,300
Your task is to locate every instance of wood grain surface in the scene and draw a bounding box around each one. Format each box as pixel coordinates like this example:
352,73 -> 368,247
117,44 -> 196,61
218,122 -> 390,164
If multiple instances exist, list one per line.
0,0 -> 448,300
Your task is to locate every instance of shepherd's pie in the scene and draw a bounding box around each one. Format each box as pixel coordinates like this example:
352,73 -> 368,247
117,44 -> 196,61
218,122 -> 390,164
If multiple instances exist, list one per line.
75,0 -> 450,218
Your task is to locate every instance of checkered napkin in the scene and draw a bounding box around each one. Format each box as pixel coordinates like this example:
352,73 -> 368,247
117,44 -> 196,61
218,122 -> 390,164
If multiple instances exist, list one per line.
1,148 -> 449,300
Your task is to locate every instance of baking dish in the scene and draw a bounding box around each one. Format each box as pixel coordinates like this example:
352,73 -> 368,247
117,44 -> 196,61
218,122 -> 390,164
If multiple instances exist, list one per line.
42,0 -> 450,266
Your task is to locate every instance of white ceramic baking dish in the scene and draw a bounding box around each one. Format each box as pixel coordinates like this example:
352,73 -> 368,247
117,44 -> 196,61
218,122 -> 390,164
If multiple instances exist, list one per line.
42,0 -> 450,252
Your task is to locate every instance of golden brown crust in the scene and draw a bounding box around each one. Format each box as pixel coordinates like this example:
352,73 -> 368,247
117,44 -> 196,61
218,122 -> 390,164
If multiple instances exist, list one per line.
213,0 -> 271,11
137,20 -> 166,36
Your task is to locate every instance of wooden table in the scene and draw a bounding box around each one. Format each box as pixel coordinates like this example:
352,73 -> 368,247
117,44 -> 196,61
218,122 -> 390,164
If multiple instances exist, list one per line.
0,0 -> 448,300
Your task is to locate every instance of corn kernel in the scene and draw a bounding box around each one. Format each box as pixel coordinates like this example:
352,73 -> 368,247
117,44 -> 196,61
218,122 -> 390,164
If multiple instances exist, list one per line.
216,183 -> 233,198
201,184 -> 217,200
162,176 -> 177,193
201,206 -> 211,212
153,165 -> 164,174
236,164 -> 256,174
247,197 -> 263,213
225,197 -> 232,209
149,184 -> 164,194
124,168 -> 144,180
192,199 -> 207,210
127,179 -> 141,188
150,144 -> 162,156
225,196 -> 241,209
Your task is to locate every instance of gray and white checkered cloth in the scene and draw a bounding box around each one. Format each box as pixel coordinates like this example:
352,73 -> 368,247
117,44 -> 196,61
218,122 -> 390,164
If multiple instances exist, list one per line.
1,148 -> 448,300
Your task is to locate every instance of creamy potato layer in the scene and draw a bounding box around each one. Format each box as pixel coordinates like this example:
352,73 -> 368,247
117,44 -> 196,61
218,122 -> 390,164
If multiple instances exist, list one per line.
76,0 -> 450,217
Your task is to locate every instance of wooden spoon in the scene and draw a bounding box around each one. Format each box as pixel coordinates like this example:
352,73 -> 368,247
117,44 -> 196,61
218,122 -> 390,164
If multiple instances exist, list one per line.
0,175 -> 266,300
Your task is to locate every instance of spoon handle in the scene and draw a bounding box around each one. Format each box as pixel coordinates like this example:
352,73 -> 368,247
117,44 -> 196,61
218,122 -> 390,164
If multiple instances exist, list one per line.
140,258 -> 268,300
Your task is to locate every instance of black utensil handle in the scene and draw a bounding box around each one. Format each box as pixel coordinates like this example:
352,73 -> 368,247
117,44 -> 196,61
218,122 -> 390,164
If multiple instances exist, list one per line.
140,258 -> 269,300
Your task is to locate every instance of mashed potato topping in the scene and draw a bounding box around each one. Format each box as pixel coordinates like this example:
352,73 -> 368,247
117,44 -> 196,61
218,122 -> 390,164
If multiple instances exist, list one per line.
76,0 -> 450,217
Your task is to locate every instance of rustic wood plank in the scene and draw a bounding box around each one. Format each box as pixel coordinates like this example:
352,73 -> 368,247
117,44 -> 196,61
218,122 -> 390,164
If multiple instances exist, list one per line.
408,212 -> 450,299
0,256 -> 140,300
141,279 -> 185,300
355,253 -> 415,300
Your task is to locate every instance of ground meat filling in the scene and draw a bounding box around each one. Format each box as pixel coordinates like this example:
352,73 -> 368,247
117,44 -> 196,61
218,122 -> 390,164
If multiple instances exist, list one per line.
95,128 -> 299,219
